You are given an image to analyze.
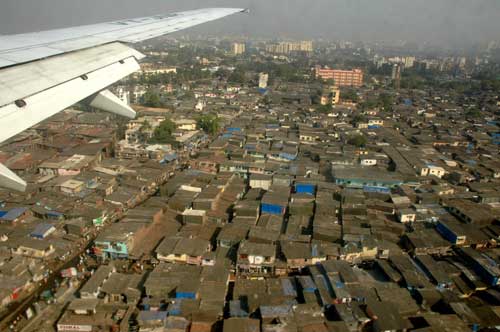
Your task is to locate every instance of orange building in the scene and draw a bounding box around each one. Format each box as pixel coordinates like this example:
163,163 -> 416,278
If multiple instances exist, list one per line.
315,66 -> 364,87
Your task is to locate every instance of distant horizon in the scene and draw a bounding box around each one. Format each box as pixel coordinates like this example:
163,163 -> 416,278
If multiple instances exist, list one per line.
1,0 -> 500,48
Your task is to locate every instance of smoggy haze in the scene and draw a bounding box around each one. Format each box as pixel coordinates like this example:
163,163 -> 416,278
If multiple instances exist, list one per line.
1,0 -> 499,46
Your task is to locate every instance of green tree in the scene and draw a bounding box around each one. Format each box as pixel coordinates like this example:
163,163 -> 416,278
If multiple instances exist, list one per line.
347,135 -> 367,147
139,120 -> 152,132
197,114 -> 220,135
315,104 -> 332,113
215,68 -> 230,80
228,68 -> 246,83
466,108 -> 481,118
141,90 -> 163,108
342,89 -> 359,102
480,79 -> 500,92
352,114 -> 367,126
359,98 -> 378,110
378,93 -> 393,112
150,119 -> 176,144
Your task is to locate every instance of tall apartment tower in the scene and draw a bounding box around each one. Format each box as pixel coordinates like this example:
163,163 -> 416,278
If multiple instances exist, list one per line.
392,64 -> 402,90
232,43 -> 246,55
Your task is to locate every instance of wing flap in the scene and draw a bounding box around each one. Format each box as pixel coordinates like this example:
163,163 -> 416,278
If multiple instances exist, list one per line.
89,89 -> 136,119
0,55 -> 140,143
0,163 -> 26,192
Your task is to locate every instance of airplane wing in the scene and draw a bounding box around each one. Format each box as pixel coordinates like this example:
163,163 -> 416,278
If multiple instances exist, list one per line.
0,8 -> 246,191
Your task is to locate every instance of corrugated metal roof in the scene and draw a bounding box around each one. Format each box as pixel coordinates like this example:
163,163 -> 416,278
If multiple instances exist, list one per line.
0,207 -> 28,221
31,223 -> 55,237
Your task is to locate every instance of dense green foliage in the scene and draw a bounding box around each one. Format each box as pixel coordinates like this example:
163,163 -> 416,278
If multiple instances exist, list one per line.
197,114 -> 220,135
141,90 -> 163,108
150,119 -> 176,144
315,104 -> 332,113
358,93 -> 393,112
466,108 -> 482,118
378,93 -> 394,112
348,135 -> 368,147
352,114 -> 367,125
341,89 -> 359,102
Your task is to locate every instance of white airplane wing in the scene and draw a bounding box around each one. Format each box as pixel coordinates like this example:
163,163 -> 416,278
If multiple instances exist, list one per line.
0,8 -> 246,191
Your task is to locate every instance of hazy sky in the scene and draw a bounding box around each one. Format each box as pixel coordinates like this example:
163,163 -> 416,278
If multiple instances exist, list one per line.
1,0 -> 499,46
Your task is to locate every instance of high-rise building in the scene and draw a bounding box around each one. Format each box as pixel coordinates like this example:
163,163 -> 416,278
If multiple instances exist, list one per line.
232,42 -> 246,55
297,40 -> 314,52
392,64 -> 401,90
259,73 -> 269,89
265,41 -> 313,54
402,56 -> 416,68
315,66 -> 364,87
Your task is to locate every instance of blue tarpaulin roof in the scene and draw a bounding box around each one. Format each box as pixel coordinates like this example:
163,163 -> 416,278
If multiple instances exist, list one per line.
31,223 -> 55,238
295,183 -> 315,194
167,300 -> 182,315
0,207 -> 28,221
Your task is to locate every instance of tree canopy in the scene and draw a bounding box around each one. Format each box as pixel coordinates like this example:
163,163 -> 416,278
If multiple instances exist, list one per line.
352,114 -> 367,126
228,68 -> 246,83
341,89 -> 359,102
315,104 -> 332,113
141,90 -> 163,108
378,93 -> 394,112
197,114 -> 220,135
347,135 -> 367,147
466,108 -> 482,118
150,118 -> 176,144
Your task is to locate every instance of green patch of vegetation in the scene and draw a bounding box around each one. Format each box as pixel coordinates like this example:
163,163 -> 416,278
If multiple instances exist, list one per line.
196,114 -> 220,135
315,104 -> 332,113
141,90 -> 164,108
348,134 -> 367,147
341,89 -> 359,102
150,118 -> 176,145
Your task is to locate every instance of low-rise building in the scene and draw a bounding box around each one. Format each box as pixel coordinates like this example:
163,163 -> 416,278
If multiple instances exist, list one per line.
237,240 -> 276,276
